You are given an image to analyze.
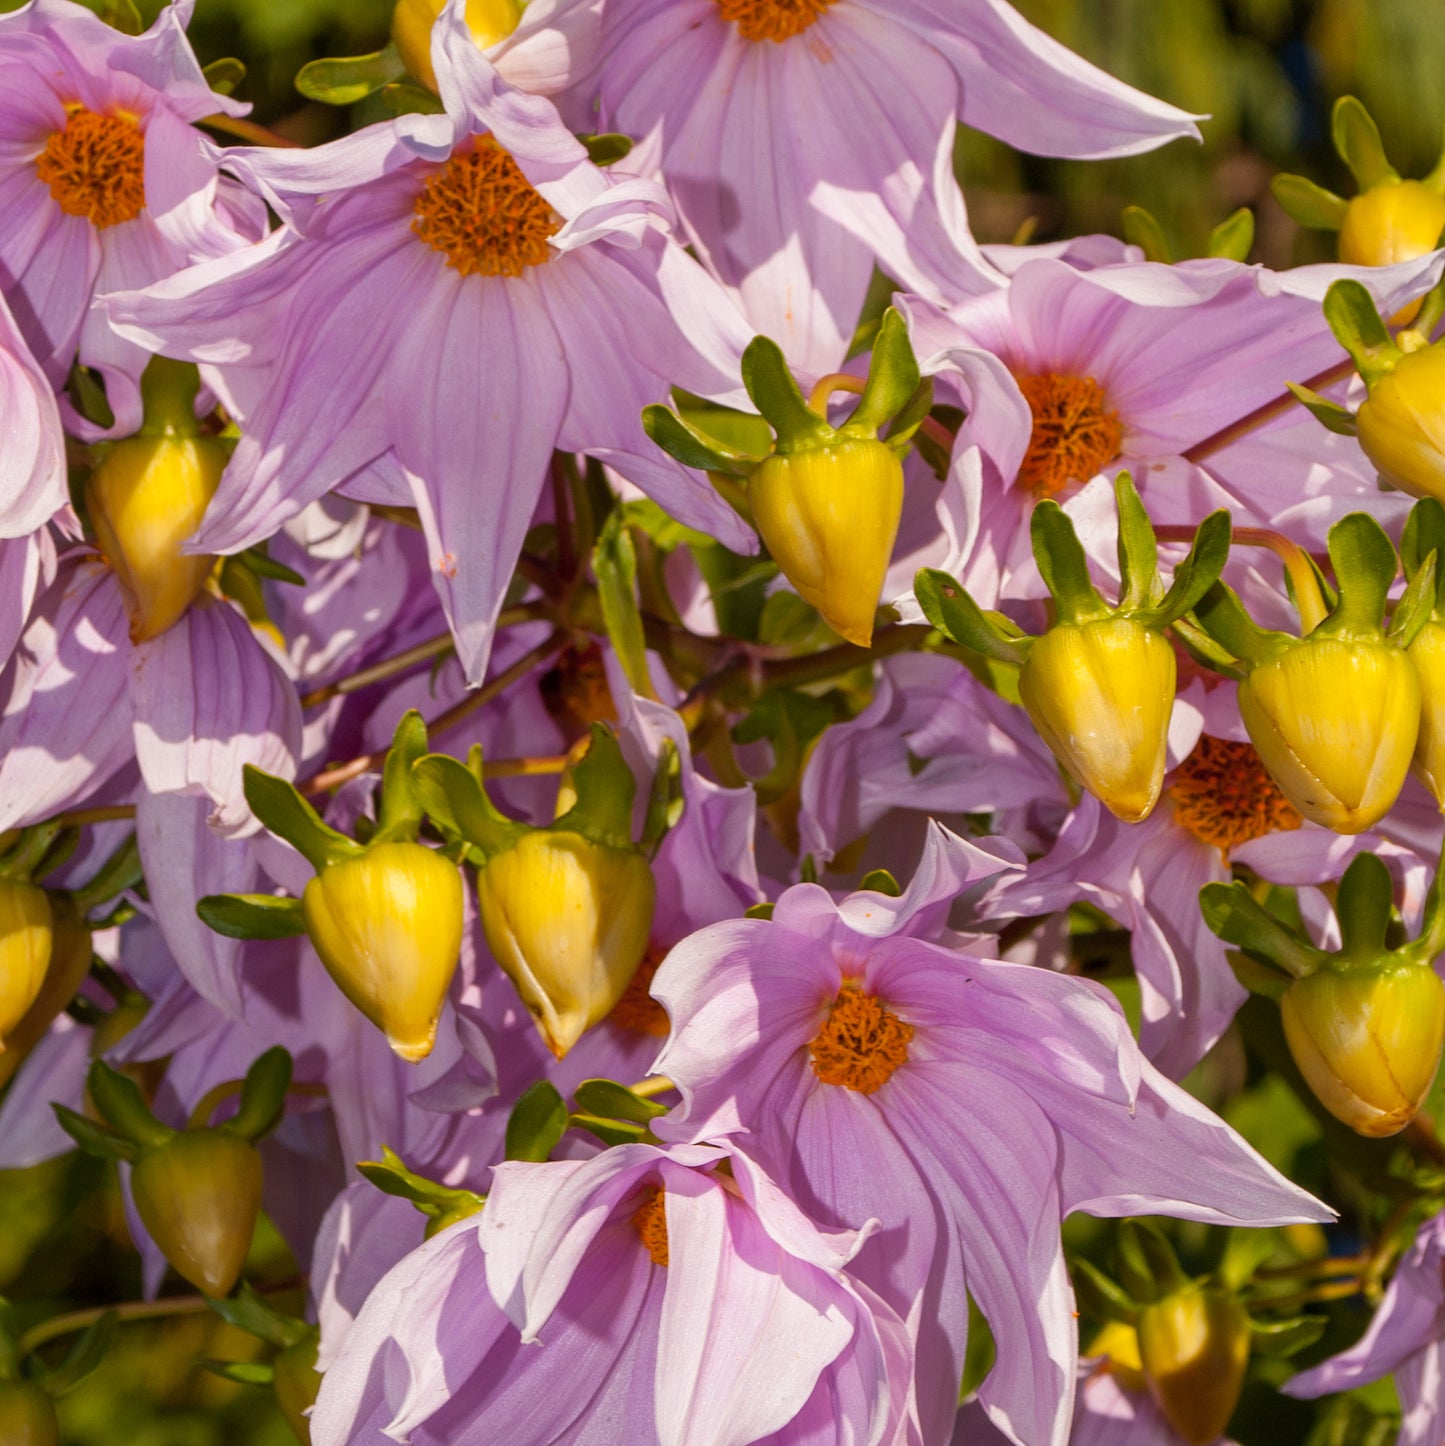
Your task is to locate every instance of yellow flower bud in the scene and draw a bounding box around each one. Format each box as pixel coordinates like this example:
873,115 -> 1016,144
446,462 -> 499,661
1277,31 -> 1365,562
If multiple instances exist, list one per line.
1409,617 -> 1445,808
1086,1319 -> 1147,1394
302,842 -> 464,1063
0,897 -> 91,1088
1339,181 -> 1445,323
130,1128 -> 264,1297
748,438 -> 904,648
85,433 -> 225,642
476,830 -> 656,1058
1238,637 -> 1420,833
0,1383 -> 58,1446
1017,617 -> 1175,823
273,1335 -> 322,1444
391,0 -> 523,92
1281,959 -> 1445,1137
1137,1285 -> 1250,1446
0,880 -> 53,1046
1357,342 -> 1445,502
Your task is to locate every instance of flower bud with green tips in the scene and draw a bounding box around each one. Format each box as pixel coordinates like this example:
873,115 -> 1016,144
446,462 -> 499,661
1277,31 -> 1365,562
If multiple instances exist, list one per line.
1401,499 -> 1445,809
205,1284 -> 325,1442
413,724 -> 662,1059
1202,850 -> 1445,1136
644,308 -> 931,648
917,474 -> 1231,822
198,712 -> 464,1063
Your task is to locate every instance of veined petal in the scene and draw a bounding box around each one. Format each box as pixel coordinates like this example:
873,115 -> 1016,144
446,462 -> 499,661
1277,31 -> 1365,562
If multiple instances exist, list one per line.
0,291 -> 65,536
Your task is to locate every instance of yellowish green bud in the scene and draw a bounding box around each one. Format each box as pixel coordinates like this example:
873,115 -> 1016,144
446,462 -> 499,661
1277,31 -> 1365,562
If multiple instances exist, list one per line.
302,842 -> 464,1064
1281,958 -> 1445,1137
0,897 -> 91,1088
1085,1319 -> 1147,1394
1017,616 -> 1175,823
273,1335 -> 321,1444
130,1127 -> 264,1297
391,0 -> 522,92
748,437 -> 904,648
1238,636 -> 1420,833
85,432 -> 225,642
1357,340 -> 1445,503
1409,617 -> 1445,808
1137,1285 -> 1250,1446
1339,182 -> 1445,323
476,830 -> 656,1059
0,881 -> 53,1047
0,1382 -> 58,1446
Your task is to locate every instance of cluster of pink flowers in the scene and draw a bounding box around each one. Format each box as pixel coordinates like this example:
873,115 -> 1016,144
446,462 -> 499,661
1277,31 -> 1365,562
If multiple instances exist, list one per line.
6,0 -> 1445,1443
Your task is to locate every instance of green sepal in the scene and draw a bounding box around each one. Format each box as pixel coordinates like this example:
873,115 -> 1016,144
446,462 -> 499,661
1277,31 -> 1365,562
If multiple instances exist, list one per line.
553,725 -> 639,852
295,47 -> 404,106
242,767 -> 363,872
640,738 -> 684,858
859,869 -> 903,897
1270,173 -> 1349,231
1403,498 -> 1445,600
673,396 -> 775,462
579,133 -> 633,167
202,58 -> 247,97
1121,205 -> 1173,264
595,511 -> 653,700
1249,1315 -> 1328,1357
1208,207 -> 1256,262
845,309 -> 919,438
1142,509 -> 1233,629
1414,274 -> 1445,341
744,902 -> 775,921
1225,947 -> 1292,1001
884,379 -> 935,452
740,336 -> 835,454
1333,96 -> 1399,191
68,830 -> 142,912
1314,511 -> 1398,638
1323,280 -> 1404,389
204,1361 -> 274,1388
1218,1226 -> 1282,1292
224,1048 -> 293,1144
573,1078 -> 668,1124
1071,1257 -> 1141,1325
86,1060 -> 175,1150
1387,548 -> 1436,648
914,568 -> 1029,665
1114,472 -> 1161,614
1285,381 -> 1359,437
0,821 -> 66,882
642,404 -> 758,478
196,893 -> 308,942
237,547 -> 304,587
381,81 -> 445,117
356,1145 -> 485,1236
1116,1220 -> 1188,1304
731,690 -> 836,808
371,710 -> 430,844
1335,853 -> 1395,964
206,1283 -> 310,1351
52,1105 -> 139,1162
1407,837 -> 1445,964
34,1311 -> 116,1397
1191,583 -> 1295,670
569,1114 -> 649,1147
411,752 -> 526,859
85,0 -> 142,35
505,1081 -> 569,1163
1199,881 -> 1330,981
1030,502 -> 1109,625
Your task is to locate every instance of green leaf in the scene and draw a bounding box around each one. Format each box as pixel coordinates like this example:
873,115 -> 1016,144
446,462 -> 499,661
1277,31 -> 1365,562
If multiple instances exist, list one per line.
295,47 -> 404,106
237,547 -> 305,586
1208,207 -> 1256,262
225,1048 -> 293,1144
36,1311 -> 116,1396
1199,882 -> 1329,980
1333,96 -> 1399,191
1146,509 -> 1233,629
1121,205 -> 1172,263
740,336 -> 834,454
845,308 -> 920,437
573,1078 -> 668,1124
579,133 -> 634,167
356,1146 -> 485,1231
1318,511 -> 1398,637
505,1081 -> 569,1162
1285,381 -> 1359,437
202,1361 -> 274,1388
202,59 -> 247,97
594,512 -> 653,700
859,869 -> 903,897
1270,173 -> 1349,231
206,1283 -> 308,1351
411,753 -> 524,858
1030,502 -> 1109,624
569,1114 -> 648,1147
380,81 -> 445,116
914,568 -> 1028,665
52,1105 -> 138,1163
242,767 -> 362,872
640,737 -> 684,858
196,893 -> 308,942
1191,583 -> 1294,669
1113,472 -> 1161,613
1249,1314 -> 1328,1357
641,405 -> 757,478
744,902 -> 775,921
1072,1257 -> 1141,1323
1323,279 -> 1403,389
67,829 -> 142,912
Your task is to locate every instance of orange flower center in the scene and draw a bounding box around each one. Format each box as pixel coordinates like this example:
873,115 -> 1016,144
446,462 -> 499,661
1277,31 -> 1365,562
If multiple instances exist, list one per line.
36,106 -> 146,230
632,1186 -> 669,1267
716,0 -> 835,43
809,985 -> 913,1094
412,137 -> 558,278
608,945 -> 670,1038
1013,373 -> 1123,497
1169,735 -> 1302,857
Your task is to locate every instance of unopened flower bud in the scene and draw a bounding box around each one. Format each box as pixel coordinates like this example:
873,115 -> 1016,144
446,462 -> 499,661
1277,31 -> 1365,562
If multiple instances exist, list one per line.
1017,616 -> 1175,823
1137,1285 -> 1250,1446
0,880 -> 53,1046
273,1334 -> 321,1444
1339,182 -> 1445,324
302,842 -> 464,1063
1238,636 -> 1419,833
0,1382 -> 58,1446
476,830 -> 656,1059
1281,959 -> 1445,1136
1086,1320 -> 1147,1394
1409,618 -> 1445,807
1356,341 -> 1445,503
0,897 -> 91,1088
130,1127 -> 264,1296
748,437 -> 904,648
391,0 -> 522,92
85,431 -> 225,642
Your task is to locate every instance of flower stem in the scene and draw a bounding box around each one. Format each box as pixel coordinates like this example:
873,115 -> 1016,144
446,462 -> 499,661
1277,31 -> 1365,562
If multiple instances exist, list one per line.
808,372 -> 865,416
1183,358 -> 1355,463
197,114 -> 302,149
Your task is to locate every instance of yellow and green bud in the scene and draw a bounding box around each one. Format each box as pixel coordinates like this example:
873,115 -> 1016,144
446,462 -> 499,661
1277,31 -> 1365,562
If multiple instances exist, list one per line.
391,0 -> 522,92
302,841 -> 464,1064
1356,338 -> 1445,503
130,1127 -> 264,1297
0,898 -> 92,1089
1136,1285 -> 1250,1446
476,830 -> 656,1059
1280,958 -> 1445,1137
0,1382 -> 58,1446
748,437 -> 904,648
273,1334 -> 322,1444
1409,617 -> 1445,807
1017,616 -> 1175,823
0,881 -> 53,1047
1238,636 -> 1420,833
1339,181 -> 1445,323
1085,1320 -> 1147,1394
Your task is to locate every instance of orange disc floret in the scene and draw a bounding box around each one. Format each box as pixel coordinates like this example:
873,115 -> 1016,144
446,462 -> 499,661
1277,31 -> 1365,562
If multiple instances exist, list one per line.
37,105 -> 145,229
1013,372 -> 1124,497
632,1186 -> 670,1267
1168,734 -> 1303,858
809,984 -> 913,1094
716,0 -> 836,44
